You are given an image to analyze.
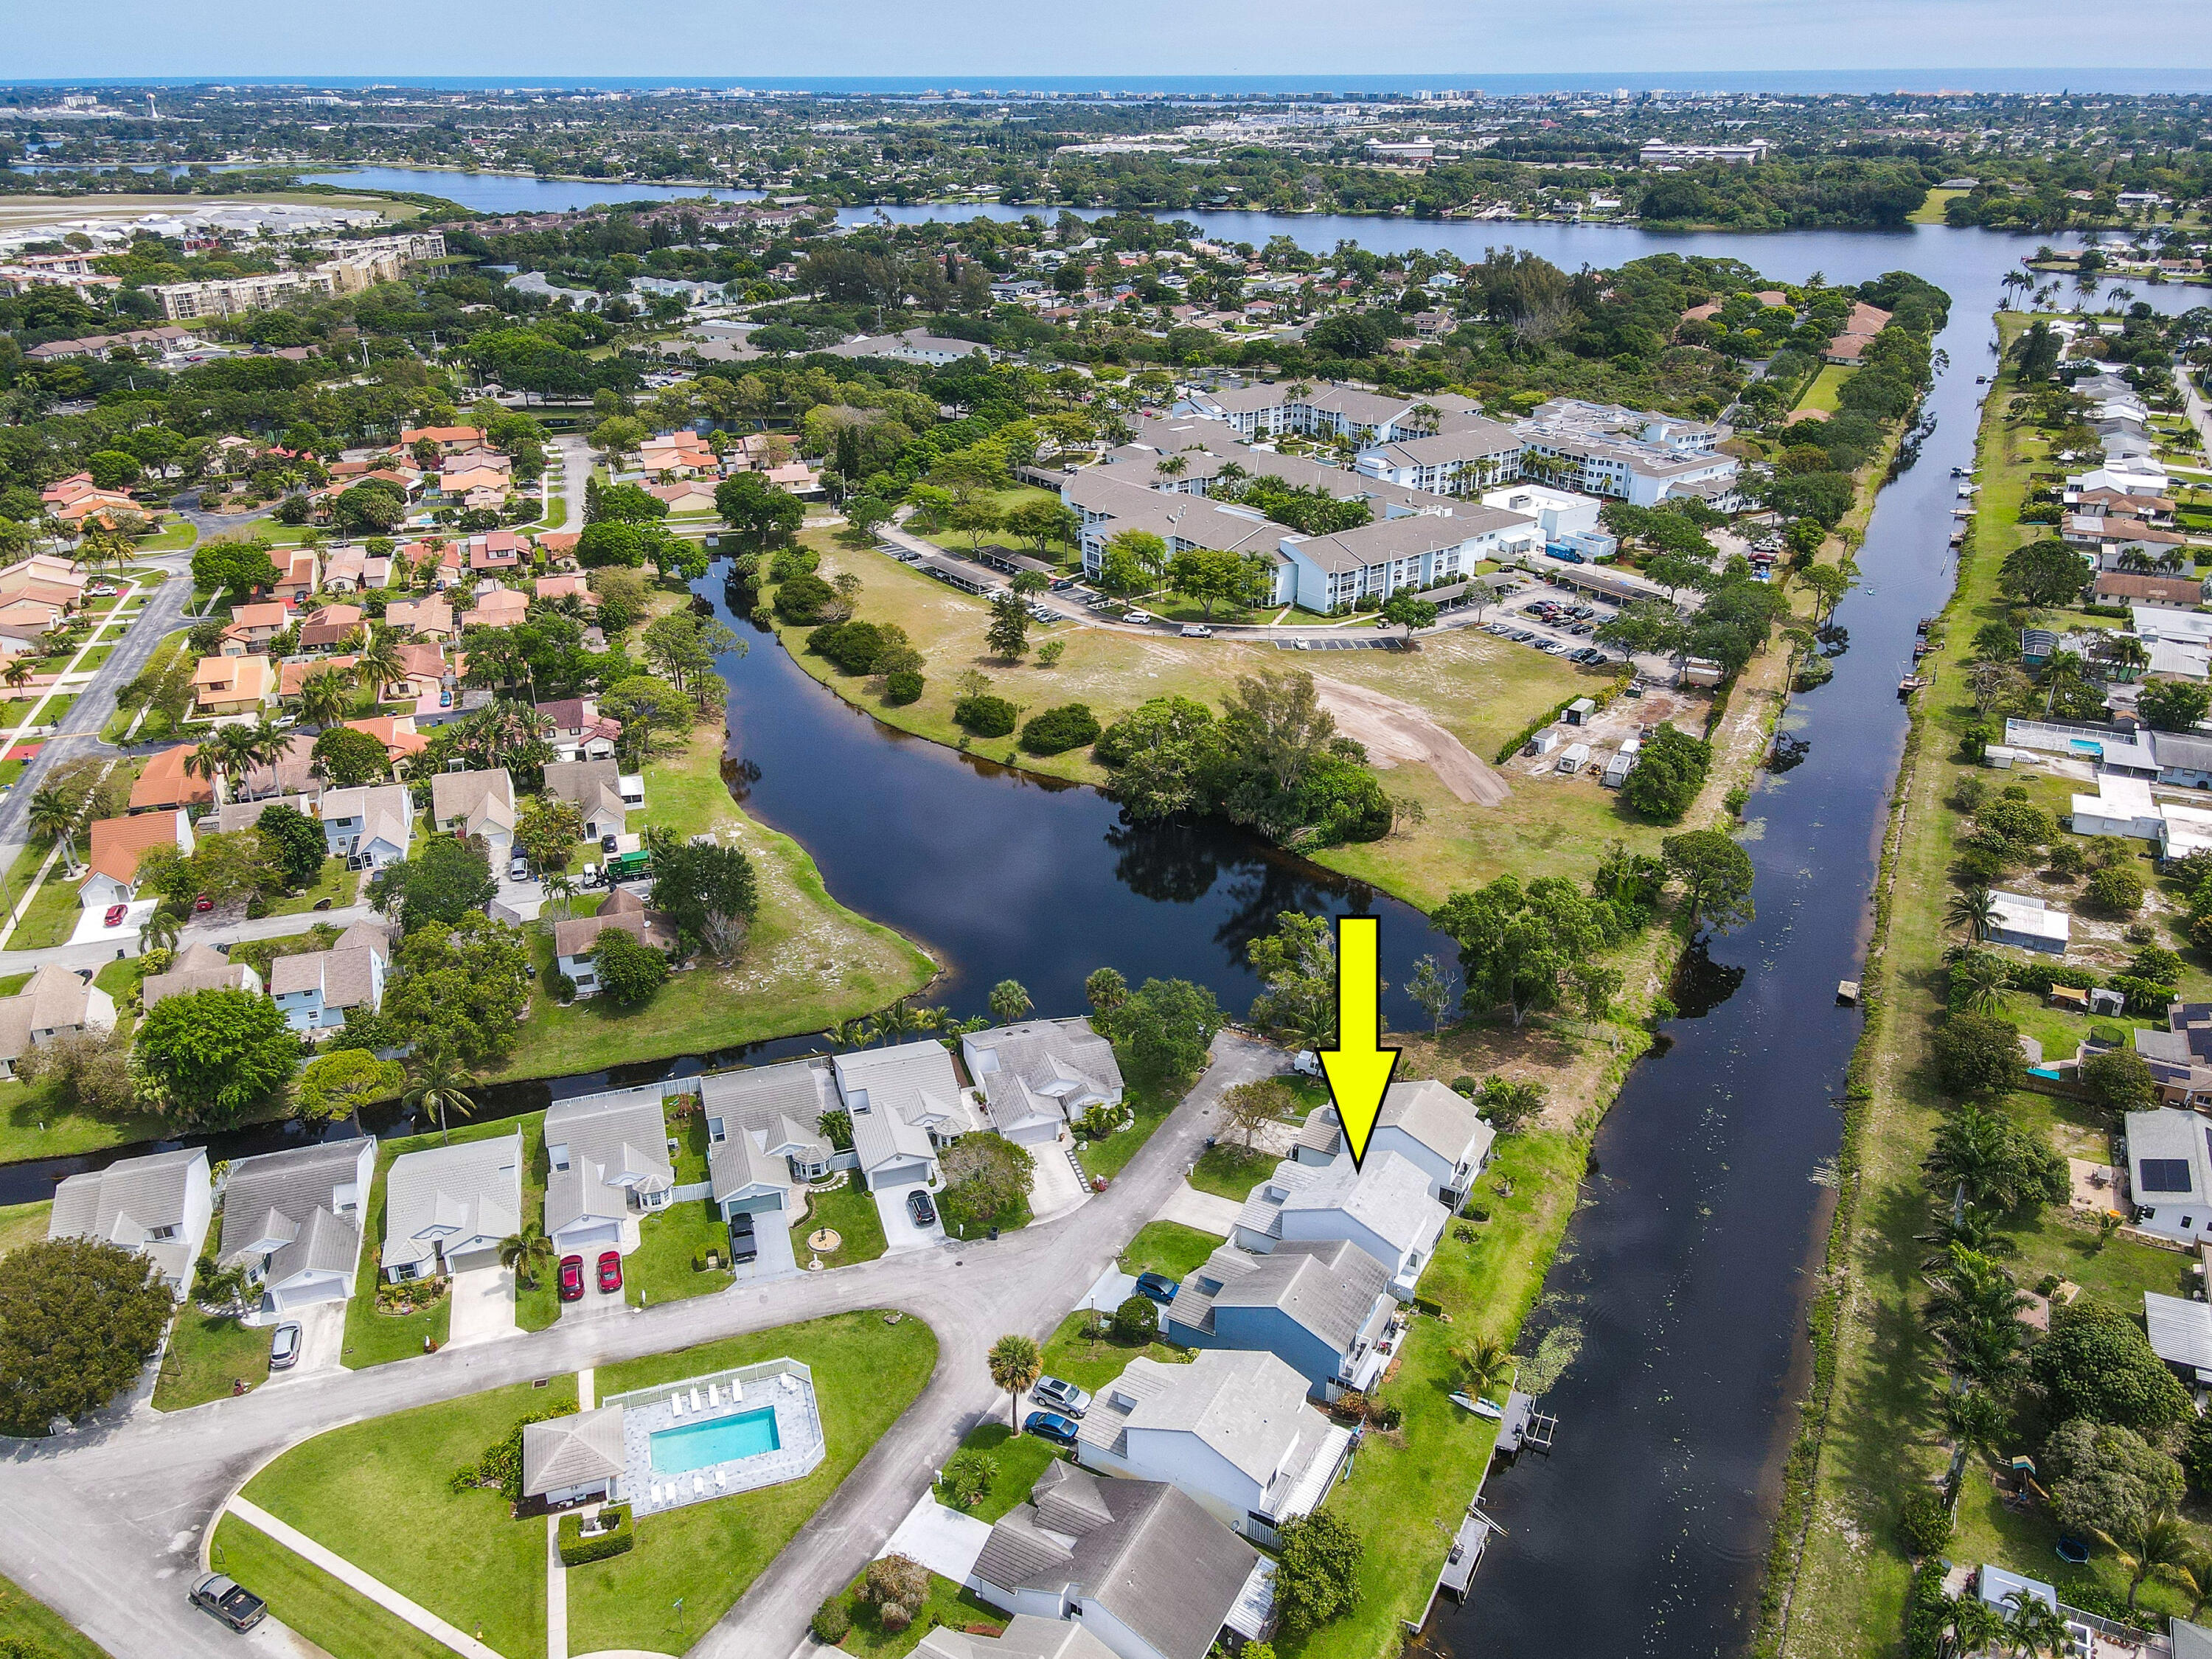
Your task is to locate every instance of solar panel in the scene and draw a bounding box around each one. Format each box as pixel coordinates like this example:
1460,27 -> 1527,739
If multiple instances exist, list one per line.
2140,1158 -> 2194,1194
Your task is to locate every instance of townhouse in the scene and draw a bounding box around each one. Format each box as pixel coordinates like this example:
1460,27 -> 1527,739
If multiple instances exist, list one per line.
192,653 -> 275,716
1231,1150 -> 1449,1299
1290,1078 -> 1495,1209
834,1040 -> 980,1193
48,1147 -> 212,1291
1164,1237 -> 1398,1401
700,1060 -> 842,1234
0,964 -> 116,1078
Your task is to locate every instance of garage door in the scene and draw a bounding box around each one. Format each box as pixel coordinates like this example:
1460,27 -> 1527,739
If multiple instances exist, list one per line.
870,1161 -> 932,1192
724,1194 -> 786,1217
444,1242 -> 503,1276
556,1220 -> 623,1255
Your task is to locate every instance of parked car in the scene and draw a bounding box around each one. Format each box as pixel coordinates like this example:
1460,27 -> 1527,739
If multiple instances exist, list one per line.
596,1250 -> 622,1294
192,894 -> 213,914
1032,1376 -> 1092,1416
189,1574 -> 267,1632
907,1189 -> 937,1228
1179,624 -> 1214,639
509,855 -> 530,881
601,834 -> 619,855
729,1211 -> 758,1265
557,1256 -> 585,1301
102,902 -> 127,928
1134,1271 -> 1178,1304
268,1321 -> 302,1371
1024,1411 -> 1082,1447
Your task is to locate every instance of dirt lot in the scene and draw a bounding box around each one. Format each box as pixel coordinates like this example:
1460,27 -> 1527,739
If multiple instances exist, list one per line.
1312,673 -> 1509,806
1509,685 -> 1705,782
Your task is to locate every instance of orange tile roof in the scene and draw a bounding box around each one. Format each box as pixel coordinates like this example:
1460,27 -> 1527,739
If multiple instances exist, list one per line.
129,745 -> 215,810
80,811 -> 187,889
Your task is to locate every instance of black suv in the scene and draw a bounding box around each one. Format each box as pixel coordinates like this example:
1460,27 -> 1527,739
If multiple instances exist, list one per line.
729,1211 -> 758,1265
190,1573 -> 268,1632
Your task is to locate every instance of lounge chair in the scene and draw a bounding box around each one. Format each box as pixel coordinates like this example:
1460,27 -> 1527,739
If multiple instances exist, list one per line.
652,1482 -> 667,1504
714,1468 -> 728,1492
706,1382 -> 719,1408
730,1379 -> 743,1402
690,1387 -> 703,1412
692,1475 -> 706,1498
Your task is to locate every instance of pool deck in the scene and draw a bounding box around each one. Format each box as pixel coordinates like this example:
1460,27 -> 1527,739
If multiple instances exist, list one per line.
617,1367 -> 825,1517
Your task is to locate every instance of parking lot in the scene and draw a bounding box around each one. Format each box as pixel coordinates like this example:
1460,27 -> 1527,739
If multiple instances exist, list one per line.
1479,589 -> 1625,669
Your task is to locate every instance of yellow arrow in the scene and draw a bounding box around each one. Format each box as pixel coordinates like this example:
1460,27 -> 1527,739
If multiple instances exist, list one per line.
1318,915 -> 1399,1171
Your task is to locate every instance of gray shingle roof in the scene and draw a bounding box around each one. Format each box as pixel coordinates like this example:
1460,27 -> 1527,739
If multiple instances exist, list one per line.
1234,1150 -> 1443,1258
380,1133 -> 522,1273
543,1087 -> 672,1199
1172,1238 -> 1391,1355
833,1040 -> 973,1172
701,1059 -> 837,1157
219,1138 -> 371,1268
49,1146 -> 206,1283
913,1615 -> 1120,1659
1082,1349 -> 1325,1493
521,1407 -> 627,1497
962,1018 -> 1121,1137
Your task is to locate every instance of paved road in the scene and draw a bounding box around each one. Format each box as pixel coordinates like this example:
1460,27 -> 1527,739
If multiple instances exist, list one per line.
0,904 -> 379,976
0,1032 -> 1283,1659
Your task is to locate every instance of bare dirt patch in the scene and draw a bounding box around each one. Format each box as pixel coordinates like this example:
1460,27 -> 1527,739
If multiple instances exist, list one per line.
1311,673 -> 1509,807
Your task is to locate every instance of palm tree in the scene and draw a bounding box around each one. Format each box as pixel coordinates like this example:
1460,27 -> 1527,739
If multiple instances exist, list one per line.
874,1000 -> 918,1047
403,1045 -> 476,1146
139,905 -> 181,957
2041,650 -> 2085,716
1152,454 -> 1188,486
207,722 -> 266,793
297,667 -> 352,729
2166,1547 -> 2212,1623
1947,885 -> 1999,942
2,658 -> 31,695
987,1333 -> 1043,1435
1919,1206 -> 2020,1269
1948,950 -> 2010,1015
2101,1511 -> 2194,1610
1938,1386 -> 2008,1467
541,869 -> 576,922
355,630 -> 406,701
830,1018 -> 870,1051
1944,1594 -> 2004,1658
26,785 -> 83,872
1926,1107 -> 2037,1213
498,1221 -> 556,1288
1921,1243 -> 2031,1386
1451,1335 -> 1517,1403
2002,1592 -> 2070,1659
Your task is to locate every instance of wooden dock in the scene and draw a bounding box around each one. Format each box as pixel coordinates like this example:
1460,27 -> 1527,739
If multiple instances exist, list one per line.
1497,1391 -> 1557,1455
1436,1507 -> 1498,1602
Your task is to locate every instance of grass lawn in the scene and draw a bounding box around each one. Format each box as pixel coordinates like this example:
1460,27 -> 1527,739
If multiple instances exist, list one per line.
935,1419 -> 1065,1523
798,1172 -> 888,1267
623,1196 -> 734,1307
154,1307 -> 273,1411
1186,1140 -> 1276,1204
489,726 -> 934,1084
0,960 -> 168,1167
8,866 -> 86,951
0,1568 -> 111,1658
1074,1079 -> 1179,1184
0,1199 -> 49,1260
779,535 -> 1627,911
824,1565 -> 1006,1659
567,1310 -> 939,1655
1038,1309 -> 1193,1394
1795,363 -> 1857,416
244,1374 -> 574,1659
1909,189 -> 1966,226
264,858 -> 357,918
210,1516 -> 448,1659
133,520 -> 198,552
1117,1220 -> 1226,1281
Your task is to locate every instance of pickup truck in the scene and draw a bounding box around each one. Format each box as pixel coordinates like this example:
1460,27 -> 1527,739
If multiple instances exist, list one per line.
189,1573 -> 268,1632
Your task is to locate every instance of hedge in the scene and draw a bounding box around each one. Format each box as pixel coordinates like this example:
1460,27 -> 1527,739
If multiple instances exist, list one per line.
557,1505 -> 634,1567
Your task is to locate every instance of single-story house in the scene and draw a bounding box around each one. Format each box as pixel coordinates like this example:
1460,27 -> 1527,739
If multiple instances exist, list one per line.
384,596 -> 455,639
1072,1349 -> 1352,1546
959,1018 -> 1124,1146
832,1040 -> 978,1192
277,654 -> 358,703
521,1408 -> 627,1508
77,809 -> 193,912
542,1085 -> 676,1257
48,1146 -> 212,1290
465,587 -> 530,630
0,963 -> 117,1078
211,792 -> 316,835
1231,1150 -> 1448,1300
1164,1237 -> 1397,1402
140,942 -> 262,1010
1989,890 -> 2070,956
380,1131 -> 524,1281
218,1138 -> 376,1312
552,889 -> 678,998
1291,1078 -> 1494,1210
2145,1289 -> 2212,1388
429,766 -> 516,861
269,922 -> 392,1033
2126,1107 -> 2212,1242
543,758 -> 640,844
128,744 -> 216,814
193,653 -> 275,716
968,1459 -> 1274,1659
700,1059 -> 842,1222
320,783 -> 414,869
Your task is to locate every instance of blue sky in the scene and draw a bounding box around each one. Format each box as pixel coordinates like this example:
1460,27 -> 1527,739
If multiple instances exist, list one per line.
9,0 -> 2208,82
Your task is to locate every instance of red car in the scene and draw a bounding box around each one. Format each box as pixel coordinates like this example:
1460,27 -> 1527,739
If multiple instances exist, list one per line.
192,894 -> 213,914
557,1256 -> 585,1301
102,903 -> 126,928
596,1251 -> 622,1294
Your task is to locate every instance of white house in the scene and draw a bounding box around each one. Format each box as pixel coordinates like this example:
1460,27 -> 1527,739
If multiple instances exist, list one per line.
959,1018 -> 1124,1146
217,1138 -> 376,1312
832,1040 -> 978,1192
380,1132 -> 523,1281
0,963 -> 116,1078
1231,1150 -> 1448,1299
48,1147 -> 212,1291
2070,773 -> 2165,841
1989,890 -> 2070,956
700,1059 -> 842,1222
139,944 -> 262,1013
521,1408 -> 627,1509
967,1460 -> 1274,1659
76,810 -> 193,913
541,1085 -> 675,1257
1291,1078 -> 1495,1209
553,890 -> 679,997
1275,507 -> 1532,615
543,758 -> 642,844
269,922 -> 392,1034
1072,1349 -> 1352,1546
915,1617 -> 1119,1659
2126,1108 -> 2212,1242
320,783 -> 414,869
428,766 -> 516,862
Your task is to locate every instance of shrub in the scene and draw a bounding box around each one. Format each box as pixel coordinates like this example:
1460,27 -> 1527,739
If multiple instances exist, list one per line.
1904,1559 -> 1948,1659
2087,864 -> 2146,917
939,1133 -> 1035,1232
953,694 -> 1018,738
806,619 -> 888,674
939,1447 -> 998,1509
557,1506 -> 634,1566
1896,1489 -> 1952,1557
2106,973 -> 2175,1018
1620,725 -> 1711,824
773,571 -> 838,625
1111,1294 -> 1159,1344
862,1554 -> 930,1613
1932,1012 -> 2023,1098
1020,702 -> 1102,756
2034,1304 -> 2191,1434
884,669 -> 924,705
810,1598 -> 852,1645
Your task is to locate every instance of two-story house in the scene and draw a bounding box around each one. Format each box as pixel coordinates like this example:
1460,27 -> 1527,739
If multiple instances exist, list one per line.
543,758 -> 641,844
0,963 -> 117,1079
268,922 -> 392,1034
1231,1150 -> 1448,1301
77,810 -> 192,915
553,889 -> 678,997
48,1147 -> 212,1292
319,783 -> 414,869
428,766 -> 516,863
1291,1078 -> 1495,1211
1164,1238 -> 1397,1402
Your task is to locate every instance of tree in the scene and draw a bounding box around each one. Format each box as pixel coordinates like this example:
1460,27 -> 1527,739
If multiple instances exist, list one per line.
369,836 -> 498,932
1380,591 -> 1439,641
403,1043 -> 476,1146
498,1221 -> 557,1289
1169,547 -> 1267,622
1999,538 -> 2091,608
13,1028 -> 131,1118
2088,863 -> 2146,917
1105,977 -> 1225,1089
295,667 -> 353,731
716,472 -> 804,541
2103,1511 -> 2194,1610
256,802 -> 327,891
859,1554 -> 931,1632
602,675 -> 695,765
1947,950 -> 2011,1016
1933,1012 -> 2028,1100
1246,911 -> 1340,1049
1946,884 -> 1999,942
1002,496 -> 1079,557
844,495 -> 895,542
1099,529 -> 1165,597
191,540 -> 282,598
310,724 -> 390,787
1110,1294 -> 1159,1344
939,1135 -> 1035,1233
1797,563 -> 1851,624
297,1049 -> 403,1130
0,1239 -> 174,1436
1923,1102 -> 2066,1211
2081,1048 -> 2160,1116
2138,679 -> 2211,734
1620,726 -> 1711,823
514,796 -> 585,874
987,1333 -> 1043,1433
2047,1416 -> 2186,1542
1596,597 -> 1690,662
1661,831 -> 1756,932
1222,668 -> 1336,796
986,591 -> 1030,663
131,988 -> 297,1127
1085,967 -> 1129,1018
989,979 -> 1033,1023
1433,874 -> 1605,1027
2035,1303 -> 2191,1434
641,611 -> 743,706
592,927 -> 669,1005
1222,1077 -> 1296,1147
1451,1334 -> 1517,1402
1275,1511 -> 1365,1635
1406,953 -> 1458,1037
645,832 -> 759,959
1475,1074 -> 1545,1133
1020,703 -> 1101,757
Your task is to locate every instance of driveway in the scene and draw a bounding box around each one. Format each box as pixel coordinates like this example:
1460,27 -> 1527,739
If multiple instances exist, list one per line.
1155,1185 -> 1245,1237
261,1301 -> 345,1384
445,1267 -> 518,1348
873,1181 -> 947,1253
68,895 -> 156,948
734,1217 -> 801,1284
879,1492 -> 991,1585
1026,1138 -> 1089,1222
561,1275 -> 626,1323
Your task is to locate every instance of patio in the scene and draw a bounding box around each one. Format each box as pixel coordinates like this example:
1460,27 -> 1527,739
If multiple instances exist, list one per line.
602,1357 -> 826,1517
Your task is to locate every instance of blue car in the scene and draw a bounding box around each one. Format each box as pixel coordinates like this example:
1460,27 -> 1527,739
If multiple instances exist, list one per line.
1025,1411 -> 1081,1447
1134,1271 -> 1178,1304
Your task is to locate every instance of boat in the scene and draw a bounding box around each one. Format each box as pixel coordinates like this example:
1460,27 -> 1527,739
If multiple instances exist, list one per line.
1451,1392 -> 1505,1420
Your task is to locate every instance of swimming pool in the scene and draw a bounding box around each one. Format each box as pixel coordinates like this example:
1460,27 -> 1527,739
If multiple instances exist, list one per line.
648,1408 -> 782,1475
